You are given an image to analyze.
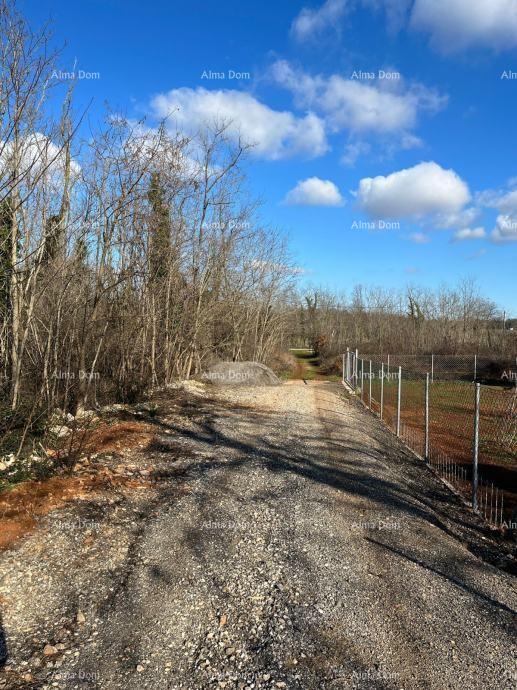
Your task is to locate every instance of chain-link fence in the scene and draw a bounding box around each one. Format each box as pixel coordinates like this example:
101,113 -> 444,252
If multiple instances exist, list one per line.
342,348 -> 517,532
358,352 -> 517,383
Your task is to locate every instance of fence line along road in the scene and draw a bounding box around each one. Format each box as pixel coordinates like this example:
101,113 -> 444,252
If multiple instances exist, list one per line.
342,348 -> 517,532
356,352 -> 517,383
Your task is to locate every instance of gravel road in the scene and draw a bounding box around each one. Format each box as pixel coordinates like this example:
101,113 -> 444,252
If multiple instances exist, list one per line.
0,381 -> 515,689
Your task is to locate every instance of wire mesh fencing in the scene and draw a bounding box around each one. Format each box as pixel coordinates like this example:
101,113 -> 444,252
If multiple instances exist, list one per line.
428,379 -> 473,507
477,385 -> 517,527
343,348 -> 517,532
399,368 -> 426,459
359,352 -> 517,383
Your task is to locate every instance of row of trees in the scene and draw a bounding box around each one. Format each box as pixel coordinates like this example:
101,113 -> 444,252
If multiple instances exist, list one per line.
1,0 -> 512,448
292,280 -> 514,362
0,0 -> 296,424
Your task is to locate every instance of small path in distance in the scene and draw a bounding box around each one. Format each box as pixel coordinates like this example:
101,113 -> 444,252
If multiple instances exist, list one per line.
289,348 -> 338,382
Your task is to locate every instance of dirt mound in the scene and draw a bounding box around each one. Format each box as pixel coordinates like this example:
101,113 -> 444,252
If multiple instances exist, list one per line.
201,361 -> 281,386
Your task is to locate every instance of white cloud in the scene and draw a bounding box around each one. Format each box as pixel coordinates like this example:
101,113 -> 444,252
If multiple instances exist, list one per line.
476,186 -> 517,216
321,78 -> 418,133
409,232 -> 430,244
484,190 -> 517,241
454,227 -> 486,241
291,0 -> 348,41
436,206 -> 482,230
357,162 -> 471,220
341,141 -> 371,166
410,0 -> 517,53
467,248 -> 487,260
399,133 -> 424,149
284,177 -> 345,206
0,132 -> 81,193
150,87 -> 328,161
469,184 -> 517,242
491,214 -> 517,243
362,0 -> 413,33
292,1 -> 517,54
270,60 -> 446,141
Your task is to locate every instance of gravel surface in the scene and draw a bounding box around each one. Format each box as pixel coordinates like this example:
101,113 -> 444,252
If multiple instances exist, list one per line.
0,380 -> 515,689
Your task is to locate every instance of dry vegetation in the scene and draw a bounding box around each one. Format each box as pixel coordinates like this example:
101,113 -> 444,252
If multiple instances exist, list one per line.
292,282 -> 515,374
0,0 -> 514,490
0,0 -> 298,463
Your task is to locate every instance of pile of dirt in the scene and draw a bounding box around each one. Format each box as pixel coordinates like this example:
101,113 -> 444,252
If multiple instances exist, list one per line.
201,361 -> 281,386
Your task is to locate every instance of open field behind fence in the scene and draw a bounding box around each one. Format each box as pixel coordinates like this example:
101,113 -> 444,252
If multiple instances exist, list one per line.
359,352 -> 517,383
344,350 -> 517,532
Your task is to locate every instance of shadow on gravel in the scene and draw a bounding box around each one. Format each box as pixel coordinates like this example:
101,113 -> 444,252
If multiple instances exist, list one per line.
142,388 -> 516,619
0,612 -> 7,667
43,387 -> 513,688
366,537 -> 516,616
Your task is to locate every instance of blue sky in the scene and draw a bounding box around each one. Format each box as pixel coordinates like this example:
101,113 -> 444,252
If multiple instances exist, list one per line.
23,0 -> 517,314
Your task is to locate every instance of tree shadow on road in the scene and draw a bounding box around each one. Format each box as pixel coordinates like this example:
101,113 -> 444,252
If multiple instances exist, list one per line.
365,536 -> 516,616
144,388 -> 517,617
0,611 -> 7,668
52,385 -> 514,689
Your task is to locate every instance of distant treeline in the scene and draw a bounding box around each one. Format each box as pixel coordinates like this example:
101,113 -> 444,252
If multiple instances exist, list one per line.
289,282 -> 515,366
0,0 -> 514,457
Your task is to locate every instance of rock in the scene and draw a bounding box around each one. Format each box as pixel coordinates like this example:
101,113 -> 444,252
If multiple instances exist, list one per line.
136,664 -> 145,672
74,408 -> 97,421
50,426 -> 72,438
219,614 -> 227,627
134,402 -> 157,413
0,454 -> 16,471
43,644 -> 58,656
201,361 -> 281,387
49,409 -> 75,426
49,407 -> 64,419
76,610 -> 86,624
101,403 -> 128,413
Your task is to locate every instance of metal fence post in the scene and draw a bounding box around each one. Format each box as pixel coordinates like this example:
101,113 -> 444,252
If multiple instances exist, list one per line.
474,354 -> 477,381
431,354 -> 434,382
380,362 -> 384,420
345,348 -> 350,383
425,373 -> 430,462
472,382 -> 480,512
369,360 -> 372,410
396,366 -> 402,436
361,360 -> 364,402
387,354 -> 390,377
